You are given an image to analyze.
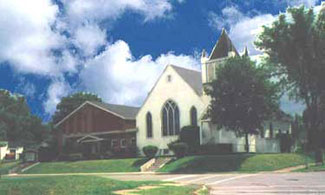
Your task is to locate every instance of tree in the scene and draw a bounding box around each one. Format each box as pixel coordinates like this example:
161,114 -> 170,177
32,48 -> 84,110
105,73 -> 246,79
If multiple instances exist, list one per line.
0,89 -> 47,145
205,56 -> 280,152
256,5 -> 325,163
52,92 -> 102,124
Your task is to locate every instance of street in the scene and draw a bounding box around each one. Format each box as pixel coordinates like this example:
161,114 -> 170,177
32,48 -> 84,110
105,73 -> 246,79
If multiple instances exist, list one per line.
103,172 -> 325,194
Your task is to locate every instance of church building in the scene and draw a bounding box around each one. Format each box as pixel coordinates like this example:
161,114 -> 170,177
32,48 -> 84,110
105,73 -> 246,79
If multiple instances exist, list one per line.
136,29 -> 291,155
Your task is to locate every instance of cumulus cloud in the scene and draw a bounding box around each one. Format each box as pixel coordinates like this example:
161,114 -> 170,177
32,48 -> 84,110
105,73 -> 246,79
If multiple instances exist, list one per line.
43,79 -> 71,115
0,0 -> 71,75
0,0 -> 183,115
73,24 -> 107,57
80,40 -> 199,106
208,6 -> 244,30
61,0 -> 173,25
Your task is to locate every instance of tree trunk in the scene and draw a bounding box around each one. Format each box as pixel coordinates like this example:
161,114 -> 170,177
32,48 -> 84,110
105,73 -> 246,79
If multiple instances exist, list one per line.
315,148 -> 324,165
245,133 -> 249,153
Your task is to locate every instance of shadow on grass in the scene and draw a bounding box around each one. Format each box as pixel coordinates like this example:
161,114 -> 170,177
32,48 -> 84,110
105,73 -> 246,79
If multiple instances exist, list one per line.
132,158 -> 149,167
164,153 -> 255,174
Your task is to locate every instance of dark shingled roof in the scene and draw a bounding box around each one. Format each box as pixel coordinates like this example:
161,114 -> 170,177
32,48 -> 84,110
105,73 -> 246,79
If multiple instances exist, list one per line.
90,101 -> 140,119
209,29 -> 239,60
171,65 -> 203,96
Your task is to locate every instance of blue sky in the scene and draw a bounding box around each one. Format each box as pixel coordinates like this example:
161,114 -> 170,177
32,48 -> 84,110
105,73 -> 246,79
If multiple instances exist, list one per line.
0,0 -> 321,121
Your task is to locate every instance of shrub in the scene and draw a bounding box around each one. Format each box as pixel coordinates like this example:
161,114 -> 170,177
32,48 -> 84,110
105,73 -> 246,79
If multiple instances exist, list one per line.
277,133 -> 294,153
168,142 -> 188,158
179,126 -> 200,154
68,153 -> 83,161
142,145 -> 158,158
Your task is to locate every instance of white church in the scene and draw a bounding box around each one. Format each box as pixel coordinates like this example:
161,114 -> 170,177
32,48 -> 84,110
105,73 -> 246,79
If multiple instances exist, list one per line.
136,29 -> 291,155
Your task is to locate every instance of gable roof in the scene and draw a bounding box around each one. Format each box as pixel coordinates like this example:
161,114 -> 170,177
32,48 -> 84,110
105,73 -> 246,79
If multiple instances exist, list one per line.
54,101 -> 139,128
209,28 -> 239,60
91,101 -> 140,119
170,65 -> 203,96
77,135 -> 104,143
136,65 -> 203,117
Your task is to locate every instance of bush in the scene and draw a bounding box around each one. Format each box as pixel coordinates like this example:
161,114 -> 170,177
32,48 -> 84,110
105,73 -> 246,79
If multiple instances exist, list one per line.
199,143 -> 233,155
142,145 -> 158,158
179,126 -> 200,154
168,142 -> 188,158
68,153 -> 83,161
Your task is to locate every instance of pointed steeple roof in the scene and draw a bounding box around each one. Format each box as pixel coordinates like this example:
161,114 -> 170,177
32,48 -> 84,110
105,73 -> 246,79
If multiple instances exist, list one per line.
243,46 -> 249,57
209,28 -> 239,60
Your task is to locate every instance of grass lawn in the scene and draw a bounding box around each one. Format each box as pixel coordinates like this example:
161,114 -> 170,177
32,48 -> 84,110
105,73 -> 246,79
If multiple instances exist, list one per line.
0,161 -> 20,174
158,153 -> 312,173
0,176 -> 199,195
296,164 -> 325,172
24,158 -> 148,174
135,185 -> 202,195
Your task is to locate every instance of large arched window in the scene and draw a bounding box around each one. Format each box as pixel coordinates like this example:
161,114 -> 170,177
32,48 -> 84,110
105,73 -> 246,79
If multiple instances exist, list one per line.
162,100 -> 180,136
146,112 -> 153,138
190,106 -> 197,126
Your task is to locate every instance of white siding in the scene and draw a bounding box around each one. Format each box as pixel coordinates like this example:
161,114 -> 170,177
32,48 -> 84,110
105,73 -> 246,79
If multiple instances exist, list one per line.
136,66 -> 206,155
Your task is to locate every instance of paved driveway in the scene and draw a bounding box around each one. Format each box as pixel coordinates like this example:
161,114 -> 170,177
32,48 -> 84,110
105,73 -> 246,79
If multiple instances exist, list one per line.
103,172 -> 325,194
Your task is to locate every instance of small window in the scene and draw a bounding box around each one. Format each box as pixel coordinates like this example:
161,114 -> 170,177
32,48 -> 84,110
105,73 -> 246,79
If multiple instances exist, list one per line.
111,139 -> 118,148
190,106 -> 197,126
130,137 -> 136,146
146,112 -> 153,138
120,139 -> 126,148
167,75 -> 172,82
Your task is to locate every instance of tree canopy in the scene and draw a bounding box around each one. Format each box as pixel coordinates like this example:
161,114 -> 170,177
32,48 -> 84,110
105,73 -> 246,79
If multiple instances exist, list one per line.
205,56 -> 280,152
52,92 -> 102,124
256,5 -> 325,161
0,89 -> 48,145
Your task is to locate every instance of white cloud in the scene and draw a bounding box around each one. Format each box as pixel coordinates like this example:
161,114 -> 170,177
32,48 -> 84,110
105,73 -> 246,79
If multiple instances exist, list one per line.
61,0 -> 173,25
43,79 -> 71,115
228,14 -> 276,55
80,40 -> 199,106
208,6 -> 244,30
0,0 -> 181,115
0,0 -> 78,75
15,78 -> 37,99
73,24 -> 107,57
287,0 -> 319,7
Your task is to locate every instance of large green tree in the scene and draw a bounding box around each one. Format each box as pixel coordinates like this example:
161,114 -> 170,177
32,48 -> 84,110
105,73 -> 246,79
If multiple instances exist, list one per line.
256,5 -> 325,162
0,89 -> 47,145
205,56 -> 280,152
52,92 -> 102,124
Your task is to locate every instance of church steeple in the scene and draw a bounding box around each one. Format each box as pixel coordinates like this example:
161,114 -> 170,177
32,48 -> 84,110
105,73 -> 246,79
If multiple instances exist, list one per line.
209,28 -> 239,60
243,46 -> 249,57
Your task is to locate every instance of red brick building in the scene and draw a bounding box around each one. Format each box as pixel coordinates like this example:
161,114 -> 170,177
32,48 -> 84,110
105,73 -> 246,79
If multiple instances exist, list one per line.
54,101 -> 139,158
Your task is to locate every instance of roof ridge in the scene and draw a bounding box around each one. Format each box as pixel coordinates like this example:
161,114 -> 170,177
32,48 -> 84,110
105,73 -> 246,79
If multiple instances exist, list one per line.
169,64 -> 200,73
90,101 -> 140,109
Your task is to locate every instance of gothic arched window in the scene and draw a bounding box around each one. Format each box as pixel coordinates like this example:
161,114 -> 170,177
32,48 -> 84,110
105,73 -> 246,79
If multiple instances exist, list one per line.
146,112 -> 153,138
162,100 -> 180,136
190,106 -> 197,126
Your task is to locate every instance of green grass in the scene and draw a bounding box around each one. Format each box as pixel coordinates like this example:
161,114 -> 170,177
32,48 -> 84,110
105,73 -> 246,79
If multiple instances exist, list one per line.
0,176 -> 200,195
0,176 -> 160,195
0,161 -> 20,174
296,164 -> 325,172
136,185 -> 199,195
24,158 -> 148,174
158,153 -> 312,173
